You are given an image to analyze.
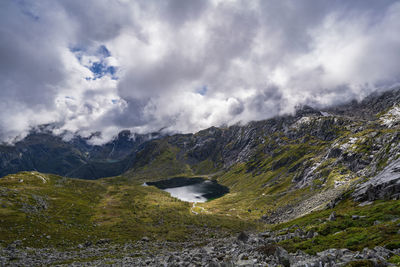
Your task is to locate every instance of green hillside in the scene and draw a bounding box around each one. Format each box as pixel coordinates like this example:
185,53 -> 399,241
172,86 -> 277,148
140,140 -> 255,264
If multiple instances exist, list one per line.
0,172 -> 257,249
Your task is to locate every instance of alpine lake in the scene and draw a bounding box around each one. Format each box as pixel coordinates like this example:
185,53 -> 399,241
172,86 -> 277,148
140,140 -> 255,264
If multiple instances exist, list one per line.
145,177 -> 229,203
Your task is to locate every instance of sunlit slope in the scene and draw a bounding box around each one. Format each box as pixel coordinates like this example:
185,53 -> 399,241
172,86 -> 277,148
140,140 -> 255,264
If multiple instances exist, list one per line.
0,172 -> 257,248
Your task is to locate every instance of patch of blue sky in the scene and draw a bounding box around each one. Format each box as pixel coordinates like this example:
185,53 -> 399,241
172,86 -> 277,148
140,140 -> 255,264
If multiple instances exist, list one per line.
69,46 -> 83,53
97,45 -> 111,57
89,62 -> 117,80
196,85 -> 208,96
70,45 -> 117,80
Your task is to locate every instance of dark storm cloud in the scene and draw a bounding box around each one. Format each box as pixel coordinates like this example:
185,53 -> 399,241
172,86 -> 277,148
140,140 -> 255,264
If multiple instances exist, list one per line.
0,0 -> 400,143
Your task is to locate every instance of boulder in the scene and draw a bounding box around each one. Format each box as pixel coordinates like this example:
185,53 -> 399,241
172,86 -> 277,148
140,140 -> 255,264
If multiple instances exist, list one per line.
353,158 -> 400,202
275,246 -> 290,267
328,211 -> 336,221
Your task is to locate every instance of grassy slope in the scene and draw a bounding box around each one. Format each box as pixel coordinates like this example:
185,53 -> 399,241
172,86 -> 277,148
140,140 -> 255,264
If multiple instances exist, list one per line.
123,140 -> 194,182
273,197 -> 400,255
0,172 -> 259,248
192,122 -> 399,219
1,113 -> 400,256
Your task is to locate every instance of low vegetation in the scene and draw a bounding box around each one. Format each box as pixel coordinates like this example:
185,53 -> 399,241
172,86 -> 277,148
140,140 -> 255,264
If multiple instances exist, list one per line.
273,198 -> 400,255
0,172 -> 259,249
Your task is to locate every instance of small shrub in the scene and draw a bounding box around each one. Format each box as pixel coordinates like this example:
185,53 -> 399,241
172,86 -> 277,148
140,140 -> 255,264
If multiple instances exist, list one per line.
256,244 -> 278,256
388,255 -> 400,265
345,233 -> 368,247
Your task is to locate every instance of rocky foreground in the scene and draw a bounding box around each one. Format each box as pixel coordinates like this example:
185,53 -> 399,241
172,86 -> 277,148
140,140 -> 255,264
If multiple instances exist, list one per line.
1,229 -> 399,267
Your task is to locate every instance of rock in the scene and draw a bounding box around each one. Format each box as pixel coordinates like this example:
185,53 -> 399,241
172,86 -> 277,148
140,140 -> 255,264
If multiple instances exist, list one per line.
305,230 -> 315,239
353,158 -> 400,202
141,236 -> 150,242
258,231 -> 271,238
317,248 -> 338,261
0,234 -> 397,266
201,246 -> 214,255
237,232 -> 249,243
96,238 -> 111,245
328,211 -> 336,221
352,215 -> 360,220
358,201 -> 373,207
374,246 -> 393,258
327,148 -> 342,158
236,259 -> 255,266
275,246 -> 290,267
294,228 -> 305,237
238,253 -> 248,260
7,240 -> 22,250
362,248 -> 377,259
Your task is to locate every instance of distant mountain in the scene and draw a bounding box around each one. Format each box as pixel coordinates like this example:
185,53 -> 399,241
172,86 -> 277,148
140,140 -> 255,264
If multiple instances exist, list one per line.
1,88 -> 400,185
0,130 -> 158,179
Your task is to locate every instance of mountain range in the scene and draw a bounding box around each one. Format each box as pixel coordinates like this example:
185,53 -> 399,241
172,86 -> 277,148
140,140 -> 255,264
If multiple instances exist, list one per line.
1,88 -> 400,266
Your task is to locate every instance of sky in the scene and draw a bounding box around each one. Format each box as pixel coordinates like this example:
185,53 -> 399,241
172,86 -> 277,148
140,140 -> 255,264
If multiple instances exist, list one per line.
1,0 -> 400,144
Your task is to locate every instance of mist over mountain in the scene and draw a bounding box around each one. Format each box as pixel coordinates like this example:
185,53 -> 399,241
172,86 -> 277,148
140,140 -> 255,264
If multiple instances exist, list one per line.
1,88 -> 399,180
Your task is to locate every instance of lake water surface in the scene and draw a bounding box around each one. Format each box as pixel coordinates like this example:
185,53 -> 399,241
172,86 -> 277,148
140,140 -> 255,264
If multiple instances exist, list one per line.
145,177 -> 229,203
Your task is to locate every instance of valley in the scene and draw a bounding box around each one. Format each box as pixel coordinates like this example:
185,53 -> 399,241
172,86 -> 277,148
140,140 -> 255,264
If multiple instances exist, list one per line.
1,89 -> 400,266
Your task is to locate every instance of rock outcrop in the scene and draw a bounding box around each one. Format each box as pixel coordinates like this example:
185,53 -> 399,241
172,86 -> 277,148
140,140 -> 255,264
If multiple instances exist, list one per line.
353,157 -> 400,202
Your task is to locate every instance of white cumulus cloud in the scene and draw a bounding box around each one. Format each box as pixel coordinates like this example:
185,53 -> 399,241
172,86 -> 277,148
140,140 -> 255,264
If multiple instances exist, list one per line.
0,0 -> 400,144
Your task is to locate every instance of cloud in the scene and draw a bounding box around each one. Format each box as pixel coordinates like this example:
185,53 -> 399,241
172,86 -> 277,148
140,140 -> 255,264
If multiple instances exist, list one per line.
0,0 -> 400,144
